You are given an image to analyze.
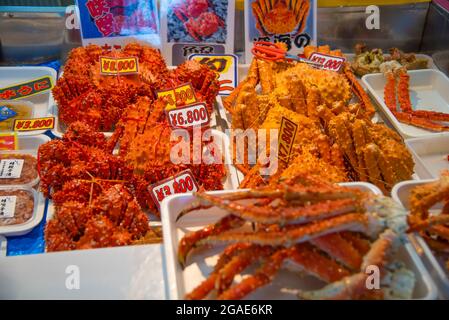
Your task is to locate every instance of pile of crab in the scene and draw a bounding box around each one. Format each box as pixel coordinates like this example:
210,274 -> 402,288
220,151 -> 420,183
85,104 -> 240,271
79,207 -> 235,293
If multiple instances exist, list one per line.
177,174 -> 449,300
53,43 -> 220,131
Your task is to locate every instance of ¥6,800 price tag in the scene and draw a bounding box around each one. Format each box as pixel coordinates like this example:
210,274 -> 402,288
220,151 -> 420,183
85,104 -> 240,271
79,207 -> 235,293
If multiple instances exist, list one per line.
14,117 -> 55,132
278,117 -> 298,165
309,52 -> 346,72
148,170 -> 199,209
157,83 -> 197,110
100,56 -> 139,75
167,103 -> 210,129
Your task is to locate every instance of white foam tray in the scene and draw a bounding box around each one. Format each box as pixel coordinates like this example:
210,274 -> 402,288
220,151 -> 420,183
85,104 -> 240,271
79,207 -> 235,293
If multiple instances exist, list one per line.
392,179 -> 449,298
161,182 -> 437,300
0,67 -> 56,136
0,186 -> 46,237
362,69 -> 449,139
405,133 -> 449,179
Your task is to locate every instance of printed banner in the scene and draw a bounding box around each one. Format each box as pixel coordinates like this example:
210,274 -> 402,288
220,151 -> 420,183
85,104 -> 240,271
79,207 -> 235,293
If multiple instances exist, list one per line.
245,0 -> 317,63
160,0 -> 235,65
76,0 -> 161,50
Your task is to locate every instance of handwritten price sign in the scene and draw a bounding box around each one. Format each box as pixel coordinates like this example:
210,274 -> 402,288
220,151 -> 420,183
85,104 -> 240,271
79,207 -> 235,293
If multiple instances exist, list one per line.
157,83 -> 197,110
148,169 -> 199,209
167,103 -> 210,129
309,52 -> 346,72
189,54 -> 238,96
13,117 -> 55,132
278,117 -> 298,165
100,56 -> 139,75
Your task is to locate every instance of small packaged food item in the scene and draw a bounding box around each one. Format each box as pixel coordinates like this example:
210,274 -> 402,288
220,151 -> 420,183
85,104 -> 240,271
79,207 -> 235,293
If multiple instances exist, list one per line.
0,100 -> 34,132
0,189 -> 34,226
0,152 -> 38,186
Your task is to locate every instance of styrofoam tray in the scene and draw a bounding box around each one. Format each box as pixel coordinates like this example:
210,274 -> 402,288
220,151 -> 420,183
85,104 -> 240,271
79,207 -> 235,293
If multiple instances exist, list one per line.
392,179 -> 449,298
0,186 -> 45,237
362,69 -> 449,139
405,133 -> 449,179
0,67 -> 56,136
161,182 -> 437,300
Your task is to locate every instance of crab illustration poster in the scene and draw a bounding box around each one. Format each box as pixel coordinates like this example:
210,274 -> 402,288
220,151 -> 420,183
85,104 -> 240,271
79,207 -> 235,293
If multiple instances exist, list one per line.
76,0 -> 161,50
245,0 -> 317,63
160,0 -> 235,65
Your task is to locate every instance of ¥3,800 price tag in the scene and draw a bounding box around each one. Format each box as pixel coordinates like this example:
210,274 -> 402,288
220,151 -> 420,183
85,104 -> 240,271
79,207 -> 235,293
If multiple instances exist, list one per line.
278,117 -> 298,165
148,170 -> 199,210
167,103 -> 210,129
309,52 -> 346,72
14,117 -> 55,132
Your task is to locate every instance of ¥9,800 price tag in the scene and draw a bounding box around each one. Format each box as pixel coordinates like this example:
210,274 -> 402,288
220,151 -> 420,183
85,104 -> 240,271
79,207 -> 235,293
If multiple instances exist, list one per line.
157,83 -> 197,110
278,117 -> 298,165
100,56 -> 139,75
167,103 -> 210,129
14,117 -> 55,131
308,52 -> 346,72
148,170 -> 199,210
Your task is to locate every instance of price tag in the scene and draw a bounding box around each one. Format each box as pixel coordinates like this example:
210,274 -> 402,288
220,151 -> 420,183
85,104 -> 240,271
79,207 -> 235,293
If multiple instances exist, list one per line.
100,56 -> 139,75
189,54 -> 238,96
0,159 -> 24,179
148,169 -> 199,210
278,117 -> 298,165
0,133 -> 18,151
0,196 -> 17,219
13,117 -> 55,132
309,52 -> 346,72
157,83 -> 197,110
0,76 -> 53,100
167,103 -> 210,129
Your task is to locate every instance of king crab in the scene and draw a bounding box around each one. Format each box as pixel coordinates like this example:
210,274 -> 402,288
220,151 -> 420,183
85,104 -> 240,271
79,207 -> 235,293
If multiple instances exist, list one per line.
172,0 -> 224,41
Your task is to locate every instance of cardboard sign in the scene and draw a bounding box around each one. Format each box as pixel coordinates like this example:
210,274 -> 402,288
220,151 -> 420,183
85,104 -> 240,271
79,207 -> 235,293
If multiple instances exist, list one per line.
245,0 -> 317,63
309,52 -> 346,72
148,169 -> 199,209
0,76 -> 53,100
160,0 -> 235,65
189,53 -> 238,96
167,103 -> 210,129
13,117 -> 55,132
76,0 -> 160,50
278,117 -> 298,164
100,56 -> 139,75
157,83 -> 197,110
0,134 -> 18,151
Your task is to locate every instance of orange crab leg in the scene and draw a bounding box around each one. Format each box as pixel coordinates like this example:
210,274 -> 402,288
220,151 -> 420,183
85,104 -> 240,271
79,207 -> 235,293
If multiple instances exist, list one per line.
384,71 -> 397,112
393,111 -> 449,132
345,66 -> 375,118
397,69 -> 412,113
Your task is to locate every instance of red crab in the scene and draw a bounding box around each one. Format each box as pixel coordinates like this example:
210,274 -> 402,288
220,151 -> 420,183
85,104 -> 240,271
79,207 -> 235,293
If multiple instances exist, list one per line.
173,0 -> 224,41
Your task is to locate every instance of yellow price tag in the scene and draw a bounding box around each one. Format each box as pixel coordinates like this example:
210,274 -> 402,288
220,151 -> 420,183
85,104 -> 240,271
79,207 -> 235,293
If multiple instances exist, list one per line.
100,56 -> 139,75
278,117 -> 298,165
14,117 -> 55,132
157,83 -> 197,110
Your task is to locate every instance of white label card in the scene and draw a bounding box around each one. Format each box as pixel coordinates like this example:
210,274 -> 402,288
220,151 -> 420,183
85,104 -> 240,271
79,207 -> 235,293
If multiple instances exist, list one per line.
0,196 -> 16,219
0,159 -> 24,179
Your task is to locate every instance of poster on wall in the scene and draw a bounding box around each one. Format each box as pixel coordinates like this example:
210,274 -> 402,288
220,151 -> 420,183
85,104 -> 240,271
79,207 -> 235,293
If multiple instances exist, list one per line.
76,0 -> 161,50
160,0 -> 235,65
245,0 -> 317,63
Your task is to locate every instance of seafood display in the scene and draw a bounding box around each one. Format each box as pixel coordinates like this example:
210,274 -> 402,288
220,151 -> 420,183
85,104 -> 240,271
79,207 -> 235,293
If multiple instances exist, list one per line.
352,44 -> 429,77
0,154 -> 38,186
0,189 -> 34,226
409,171 -> 449,271
383,68 -> 449,132
224,45 -> 412,193
175,173 -> 449,300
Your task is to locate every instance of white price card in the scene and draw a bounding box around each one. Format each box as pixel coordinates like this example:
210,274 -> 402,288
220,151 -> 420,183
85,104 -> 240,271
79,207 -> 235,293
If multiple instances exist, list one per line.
308,52 -> 346,72
148,169 -> 199,209
0,159 -> 24,179
0,196 -> 16,219
167,103 -> 210,129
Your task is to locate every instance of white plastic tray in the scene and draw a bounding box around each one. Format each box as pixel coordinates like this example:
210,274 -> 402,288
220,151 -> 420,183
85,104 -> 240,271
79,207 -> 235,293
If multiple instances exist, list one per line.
161,182 -> 437,300
405,133 -> 449,179
0,186 -> 45,237
0,149 -> 39,188
0,67 -> 56,136
392,179 -> 449,298
362,69 -> 449,139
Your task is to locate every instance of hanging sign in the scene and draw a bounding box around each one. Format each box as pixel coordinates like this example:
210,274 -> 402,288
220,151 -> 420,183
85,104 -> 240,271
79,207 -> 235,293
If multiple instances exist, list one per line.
160,0 -> 235,65
245,0 -> 317,63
